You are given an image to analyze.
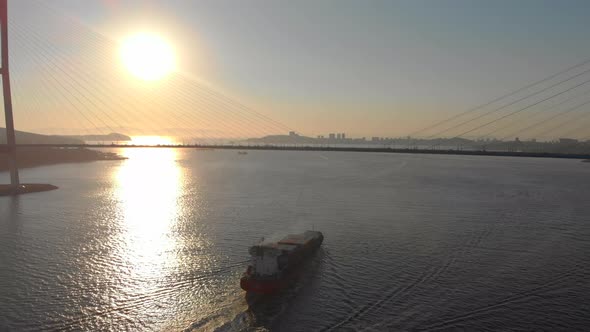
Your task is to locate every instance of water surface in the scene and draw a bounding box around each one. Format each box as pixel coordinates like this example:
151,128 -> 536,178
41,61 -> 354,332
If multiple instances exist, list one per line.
1,149 -> 589,331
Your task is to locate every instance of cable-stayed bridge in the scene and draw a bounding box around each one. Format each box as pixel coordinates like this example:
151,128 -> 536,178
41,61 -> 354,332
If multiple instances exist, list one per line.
2,0 -> 590,192
408,57 -> 590,143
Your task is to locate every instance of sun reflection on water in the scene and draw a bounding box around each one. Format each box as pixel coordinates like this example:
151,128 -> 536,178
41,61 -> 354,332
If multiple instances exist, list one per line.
114,148 -> 181,282
110,147 -> 234,329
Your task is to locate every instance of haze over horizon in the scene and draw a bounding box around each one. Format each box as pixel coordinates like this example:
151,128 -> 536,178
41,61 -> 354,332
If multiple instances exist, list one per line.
2,0 -> 590,140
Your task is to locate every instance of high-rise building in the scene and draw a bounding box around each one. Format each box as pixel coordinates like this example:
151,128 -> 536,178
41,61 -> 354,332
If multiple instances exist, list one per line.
336,133 -> 342,140
341,133 -> 346,139
329,133 -> 335,139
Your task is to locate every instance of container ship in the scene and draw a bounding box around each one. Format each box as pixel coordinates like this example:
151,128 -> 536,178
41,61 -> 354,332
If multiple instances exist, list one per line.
240,230 -> 324,294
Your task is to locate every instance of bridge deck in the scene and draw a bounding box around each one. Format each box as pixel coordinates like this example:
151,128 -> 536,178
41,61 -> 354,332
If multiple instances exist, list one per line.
1,144 -> 589,160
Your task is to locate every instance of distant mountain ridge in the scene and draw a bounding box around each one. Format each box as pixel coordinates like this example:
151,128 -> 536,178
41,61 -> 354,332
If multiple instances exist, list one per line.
0,128 -> 83,144
0,129 -> 130,144
245,134 -> 318,144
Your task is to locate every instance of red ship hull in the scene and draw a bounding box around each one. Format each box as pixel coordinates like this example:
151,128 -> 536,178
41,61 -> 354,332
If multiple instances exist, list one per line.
240,272 -> 286,294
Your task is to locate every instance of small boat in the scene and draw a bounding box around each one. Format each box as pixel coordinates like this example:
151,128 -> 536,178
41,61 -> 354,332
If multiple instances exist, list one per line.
238,151 -> 248,155
240,230 -> 324,294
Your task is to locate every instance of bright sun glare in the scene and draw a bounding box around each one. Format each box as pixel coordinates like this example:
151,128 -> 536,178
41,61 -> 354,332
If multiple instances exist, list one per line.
120,33 -> 175,81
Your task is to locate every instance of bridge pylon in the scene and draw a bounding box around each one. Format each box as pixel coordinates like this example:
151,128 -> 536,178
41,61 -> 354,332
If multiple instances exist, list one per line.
0,0 -> 20,188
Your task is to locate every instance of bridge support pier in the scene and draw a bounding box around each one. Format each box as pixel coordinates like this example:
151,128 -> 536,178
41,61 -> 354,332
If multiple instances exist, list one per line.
1,0 -> 20,189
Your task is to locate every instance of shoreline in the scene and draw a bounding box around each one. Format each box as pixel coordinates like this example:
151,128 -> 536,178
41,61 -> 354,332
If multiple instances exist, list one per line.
1,146 -> 589,170
208,145 -> 590,159
0,183 -> 58,196
45,144 -> 590,160
0,147 -> 126,173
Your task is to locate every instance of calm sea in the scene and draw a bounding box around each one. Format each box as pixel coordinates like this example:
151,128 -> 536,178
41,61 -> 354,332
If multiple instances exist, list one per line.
1,149 -> 589,331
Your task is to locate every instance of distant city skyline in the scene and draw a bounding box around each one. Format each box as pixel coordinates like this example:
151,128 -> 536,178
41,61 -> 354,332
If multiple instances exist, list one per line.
272,130 -> 587,143
2,0 -> 590,140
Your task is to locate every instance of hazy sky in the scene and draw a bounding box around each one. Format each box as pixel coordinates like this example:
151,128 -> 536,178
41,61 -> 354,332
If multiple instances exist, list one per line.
4,0 -> 590,139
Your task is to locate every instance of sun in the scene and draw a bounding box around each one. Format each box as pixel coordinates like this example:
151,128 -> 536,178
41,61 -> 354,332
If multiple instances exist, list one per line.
120,33 -> 176,81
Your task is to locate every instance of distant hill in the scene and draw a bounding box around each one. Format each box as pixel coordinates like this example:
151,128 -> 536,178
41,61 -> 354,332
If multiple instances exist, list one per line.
0,146 -> 125,172
0,128 -> 83,144
0,129 -> 131,144
62,133 -> 131,142
426,137 -> 475,146
245,134 -> 318,144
